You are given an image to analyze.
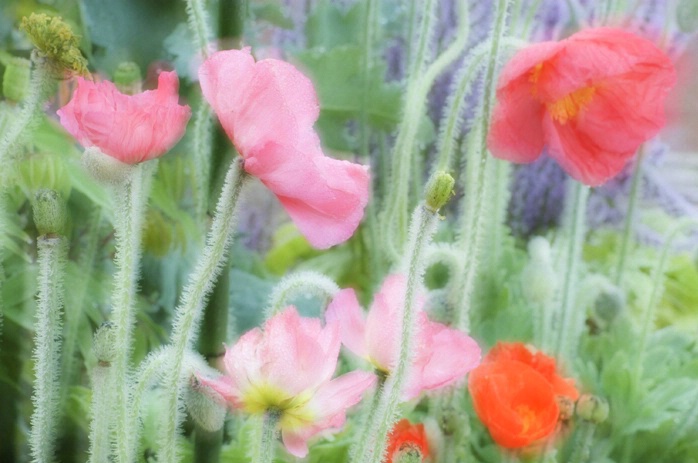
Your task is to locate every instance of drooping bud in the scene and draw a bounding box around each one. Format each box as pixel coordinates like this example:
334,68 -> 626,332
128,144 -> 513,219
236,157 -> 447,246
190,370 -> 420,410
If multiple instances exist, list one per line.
521,237 -> 558,306
424,171 -> 455,213
32,189 -> 67,237
113,61 -> 142,95
2,56 -> 31,102
81,146 -> 135,185
93,322 -> 117,366
576,394 -> 609,424
20,13 -> 88,76
185,376 -> 227,432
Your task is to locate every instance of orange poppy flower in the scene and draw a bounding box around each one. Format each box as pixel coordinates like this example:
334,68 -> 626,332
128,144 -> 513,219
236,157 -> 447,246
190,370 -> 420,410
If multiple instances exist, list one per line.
385,419 -> 430,463
468,343 -> 579,449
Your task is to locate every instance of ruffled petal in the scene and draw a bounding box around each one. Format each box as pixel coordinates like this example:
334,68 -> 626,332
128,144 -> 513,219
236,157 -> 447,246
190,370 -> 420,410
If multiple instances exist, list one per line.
325,289 -> 370,359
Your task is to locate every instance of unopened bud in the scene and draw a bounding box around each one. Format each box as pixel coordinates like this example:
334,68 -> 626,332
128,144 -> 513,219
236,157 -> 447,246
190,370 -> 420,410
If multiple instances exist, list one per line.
32,189 -> 67,236
82,146 -> 135,185
2,57 -> 31,102
521,237 -> 558,306
593,286 -> 625,324
114,61 -> 142,95
19,152 -> 71,198
393,447 -> 424,463
556,395 -> 575,421
185,376 -> 227,432
20,13 -> 88,76
93,322 -> 117,366
576,394 -> 609,424
425,171 -> 455,212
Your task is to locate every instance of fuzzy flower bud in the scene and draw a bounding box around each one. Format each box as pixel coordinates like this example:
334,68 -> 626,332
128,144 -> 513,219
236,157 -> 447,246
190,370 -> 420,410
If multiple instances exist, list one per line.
93,322 -> 117,366
81,146 -> 135,185
593,285 -> 625,325
576,394 -> 609,424
521,237 -> 558,306
185,376 -> 227,432
113,61 -> 142,95
20,13 -> 88,76
19,152 -> 71,199
2,56 -> 31,102
425,171 -> 455,212
32,189 -> 67,236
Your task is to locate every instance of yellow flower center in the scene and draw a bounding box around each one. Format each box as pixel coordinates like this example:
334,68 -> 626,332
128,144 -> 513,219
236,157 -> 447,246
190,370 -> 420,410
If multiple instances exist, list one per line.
529,62 -> 596,125
241,383 -> 315,431
515,404 -> 537,433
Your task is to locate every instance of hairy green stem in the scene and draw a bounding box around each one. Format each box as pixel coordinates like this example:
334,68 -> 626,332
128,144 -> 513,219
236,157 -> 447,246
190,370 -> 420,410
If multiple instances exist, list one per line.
251,410 -> 280,463
158,160 -> 247,463
192,104 -> 214,220
108,162 -> 157,463
450,0 -> 512,331
184,0 -> 214,56
29,235 -> 67,463
87,361 -> 114,463
354,204 -> 438,463
553,182 -> 590,361
613,149 -> 644,287
266,271 -> 339,317
359,0 -> 379,159
568,421 -> 596,463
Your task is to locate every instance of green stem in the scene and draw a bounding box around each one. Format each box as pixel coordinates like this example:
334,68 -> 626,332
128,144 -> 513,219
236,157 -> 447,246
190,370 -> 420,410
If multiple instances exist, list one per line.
553,182 -> 590,361
0,53 -> 53,185
251,410 -> 280,463
218,0 -> 246,42
184,0 -> 214,56
359,0 -> 379,159
87,361 -> 114,463
353,204 -> 439,463
158,160 -> 248,463
568,421 -> 595,463
266,271 -> 339,317
109,162 -> 157,463
451,0 -> 512,331
192,104 -> 214,220
29,235 -> 67,463
613,149 -> 644,287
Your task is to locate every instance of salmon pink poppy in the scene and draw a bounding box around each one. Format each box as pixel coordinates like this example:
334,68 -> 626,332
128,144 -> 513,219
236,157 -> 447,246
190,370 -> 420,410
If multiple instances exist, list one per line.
325,274 -> 481,401
487,27 -> 676,186
385,419 -> 430,463
58,71 -> 191,164
197,307 -> 376,458
198,48 -> 370,249
468,342 -> 579,449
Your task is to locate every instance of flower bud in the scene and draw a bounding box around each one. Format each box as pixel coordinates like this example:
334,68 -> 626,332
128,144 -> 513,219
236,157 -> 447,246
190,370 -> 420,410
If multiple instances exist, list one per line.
18,152 -> 71,199
93,322 -> 117,366
392,447 -> 424,463
556,395 -> 575,421
32,189 -> 67,237
521,237 -> 558,306
2,57 -> 31,102
81,146 -> 135,185
185,376 -> 227,432
576,394 -> 609,424
20,13 -> 88,76
114,61 -> 142,95
593,285 -> 625,325
425,171 -> 455,212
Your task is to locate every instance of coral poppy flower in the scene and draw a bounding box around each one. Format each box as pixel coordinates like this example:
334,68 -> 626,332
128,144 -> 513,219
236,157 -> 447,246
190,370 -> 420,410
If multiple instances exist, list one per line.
487,28 -> 676,186
385,419 -> 430,463
198,48 -> 370,249
197,307 -> 376,458
58,71 -> 191,164
325,274 -> 481,401
468,342 -> 579,449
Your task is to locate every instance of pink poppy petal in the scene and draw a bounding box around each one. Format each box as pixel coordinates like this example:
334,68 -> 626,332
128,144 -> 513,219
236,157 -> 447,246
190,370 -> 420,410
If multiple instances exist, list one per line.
311,371 -> 377,422
365,274 -> 407,371
281,429 -> 311,458
196,373 -> 242,409
325,289 -> 370,359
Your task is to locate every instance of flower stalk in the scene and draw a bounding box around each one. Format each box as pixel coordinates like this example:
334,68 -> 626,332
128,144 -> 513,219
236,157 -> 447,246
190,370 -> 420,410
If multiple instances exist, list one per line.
613,148 -> 645,287
267,271 -> 339,317
158,160 -> 248,463
251,410 -> 281,463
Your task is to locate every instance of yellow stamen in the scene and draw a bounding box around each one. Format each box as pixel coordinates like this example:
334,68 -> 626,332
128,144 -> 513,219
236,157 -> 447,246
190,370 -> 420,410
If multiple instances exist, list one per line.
546,86 -> 596,125
241,383 -> 315,431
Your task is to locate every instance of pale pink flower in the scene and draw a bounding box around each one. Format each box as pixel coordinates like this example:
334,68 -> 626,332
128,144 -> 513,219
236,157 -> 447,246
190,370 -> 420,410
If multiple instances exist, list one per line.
57,71 -> 191,164
487,27 -> 676,186
198,48 -> 370,249
325,274 -> 481,401
197,307 -> 376,458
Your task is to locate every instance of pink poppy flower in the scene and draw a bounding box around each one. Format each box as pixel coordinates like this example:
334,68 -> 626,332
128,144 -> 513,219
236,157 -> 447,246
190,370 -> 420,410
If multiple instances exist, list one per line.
57,71 -> 191,164
198,48 -> 370,249
197,307 -> 376,458
487,27 -> 676,186
325,274 -> 481,401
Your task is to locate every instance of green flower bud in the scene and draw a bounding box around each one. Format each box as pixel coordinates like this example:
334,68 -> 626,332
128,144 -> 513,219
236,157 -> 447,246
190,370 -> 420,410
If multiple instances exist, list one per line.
114,61 -> 142,95
81,146 -> 135,185
521,237 -> 558,306
425,171 -> 455,212
32,189 -> 67,236
393,447 -> 423,463
2,57 -> 31,102
576,394 -> 609,424
20,13 -> 88,76
185,376 -> 227,432
93,322 -> 117,366
593,286 -> 625,325
18,152 -> 72,199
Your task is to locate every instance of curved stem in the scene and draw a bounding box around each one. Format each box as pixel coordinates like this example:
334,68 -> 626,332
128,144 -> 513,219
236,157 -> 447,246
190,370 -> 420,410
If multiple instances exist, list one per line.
251,410 -> 280,463
29,235 -> 67,463
353,204 -> 439,463
266,271 -> 339,317
158,160 -> 248,463
613,148 -> 644,287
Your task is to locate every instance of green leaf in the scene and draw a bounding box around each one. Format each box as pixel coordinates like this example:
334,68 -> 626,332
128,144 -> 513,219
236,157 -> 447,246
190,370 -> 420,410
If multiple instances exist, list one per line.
305,1 -> 362,49
251,3 -> 294,29
264,222 -> 319,275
